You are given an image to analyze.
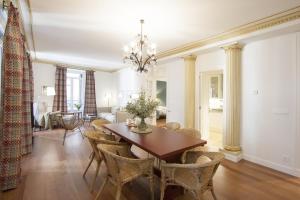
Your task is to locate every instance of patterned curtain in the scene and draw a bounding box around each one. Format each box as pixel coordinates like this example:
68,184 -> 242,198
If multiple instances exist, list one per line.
0,3 -> 33,191
28,53 -> 34,104
52,66 -> 67,112
20,51 -> 33,155
84,70 -> 97,115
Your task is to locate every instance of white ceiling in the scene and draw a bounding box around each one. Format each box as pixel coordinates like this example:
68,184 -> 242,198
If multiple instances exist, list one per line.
28,0 -> 300,71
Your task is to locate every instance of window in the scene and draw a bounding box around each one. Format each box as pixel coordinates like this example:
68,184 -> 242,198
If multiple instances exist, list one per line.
67,70 -> 84,111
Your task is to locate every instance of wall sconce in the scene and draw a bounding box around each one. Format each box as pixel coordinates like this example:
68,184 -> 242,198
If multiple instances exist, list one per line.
42,86 -> 56,96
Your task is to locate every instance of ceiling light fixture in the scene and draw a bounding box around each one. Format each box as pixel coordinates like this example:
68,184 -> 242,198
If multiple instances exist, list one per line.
123,19 -> 157,73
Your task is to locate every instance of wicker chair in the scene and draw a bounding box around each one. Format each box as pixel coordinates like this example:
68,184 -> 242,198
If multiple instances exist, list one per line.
59,115 -> 84,145
165,122 -> 181,130
160,151 -> 224,200
91,119 -> 111,131
83,130 -> 127,191
96,144 -> 155,200
176,128 -> 201,138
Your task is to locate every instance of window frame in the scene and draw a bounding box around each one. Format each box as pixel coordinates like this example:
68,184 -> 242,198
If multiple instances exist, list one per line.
66,69 -> 84,111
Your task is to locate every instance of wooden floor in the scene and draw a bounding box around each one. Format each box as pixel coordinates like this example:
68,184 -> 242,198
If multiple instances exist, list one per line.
1,127 -> 300,200
156,118 -> 166,127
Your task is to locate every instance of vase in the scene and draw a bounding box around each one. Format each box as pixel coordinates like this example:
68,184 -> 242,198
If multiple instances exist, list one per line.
138,117 -> 147,131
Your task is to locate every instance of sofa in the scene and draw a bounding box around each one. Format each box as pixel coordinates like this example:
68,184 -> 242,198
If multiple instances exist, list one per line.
97,107 -> 132,123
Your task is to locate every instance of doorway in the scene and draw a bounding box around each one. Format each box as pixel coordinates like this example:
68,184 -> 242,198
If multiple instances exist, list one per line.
156,80 -> 167,127
200,71 -> 224,148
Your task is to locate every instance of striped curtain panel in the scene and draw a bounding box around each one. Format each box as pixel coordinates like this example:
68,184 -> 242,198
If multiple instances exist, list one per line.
52,66 -> 67,112
28,53 -> 34,104
21,51 -> 33,155
84,70 -> 97,115
0,3 -> 33,191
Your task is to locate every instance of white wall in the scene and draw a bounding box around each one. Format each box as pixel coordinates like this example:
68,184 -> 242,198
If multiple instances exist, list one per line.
157,32 -> 300,176
113,68 -> 149,107
241,33 -> 299,176
159,60 -> 185,126
297,33 -> 300,172
32,62 -> 115,110
195,33 -> 300,176
195,50 -> 226,130
94,71 -> 116,107
32,62 -> 56,111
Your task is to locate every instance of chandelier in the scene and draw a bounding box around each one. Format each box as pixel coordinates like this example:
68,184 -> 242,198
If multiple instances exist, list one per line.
123,19 -> 157,73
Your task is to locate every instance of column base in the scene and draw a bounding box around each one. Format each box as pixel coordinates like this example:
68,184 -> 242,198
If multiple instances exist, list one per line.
219,148 -> 243,163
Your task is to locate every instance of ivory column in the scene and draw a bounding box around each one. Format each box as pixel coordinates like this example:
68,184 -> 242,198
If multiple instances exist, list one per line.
223,43 -> 242,152
184,55 -> 197,128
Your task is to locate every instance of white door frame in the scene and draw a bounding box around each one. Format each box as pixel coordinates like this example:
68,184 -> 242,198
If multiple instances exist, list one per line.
198,70 -> 224,141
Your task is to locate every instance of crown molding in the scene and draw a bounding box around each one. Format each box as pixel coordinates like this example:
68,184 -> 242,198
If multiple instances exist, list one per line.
33,58 -> 120,73
157,6 -> 300,59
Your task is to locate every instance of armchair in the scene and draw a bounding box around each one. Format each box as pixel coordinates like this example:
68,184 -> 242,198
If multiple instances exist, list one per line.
96,144 -> 155,200
160,151 -> 224,200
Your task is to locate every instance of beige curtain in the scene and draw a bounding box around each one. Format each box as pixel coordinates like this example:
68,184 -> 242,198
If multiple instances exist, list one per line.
52,66 -> 67,112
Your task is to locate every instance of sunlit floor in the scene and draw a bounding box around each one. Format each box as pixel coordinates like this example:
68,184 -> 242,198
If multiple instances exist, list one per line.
207,130 -> 222,148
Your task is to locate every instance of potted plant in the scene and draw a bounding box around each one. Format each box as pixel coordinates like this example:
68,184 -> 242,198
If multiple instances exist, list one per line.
74,103 -> 82,111
125,91 -> 159,132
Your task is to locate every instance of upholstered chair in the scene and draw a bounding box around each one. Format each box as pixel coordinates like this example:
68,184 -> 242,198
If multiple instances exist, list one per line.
83,130 -> 127,192
96,144 -> 155,200
59,114 -> 84,145
165,122 -> 181,130
160,151 -> 224,200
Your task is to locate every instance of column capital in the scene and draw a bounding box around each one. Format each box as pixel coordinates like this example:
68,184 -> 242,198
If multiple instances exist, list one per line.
183,55 -> 197,61
222,43 -> 243,51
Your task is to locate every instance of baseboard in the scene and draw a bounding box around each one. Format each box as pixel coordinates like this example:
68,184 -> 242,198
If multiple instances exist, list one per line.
243,154 -> 300,177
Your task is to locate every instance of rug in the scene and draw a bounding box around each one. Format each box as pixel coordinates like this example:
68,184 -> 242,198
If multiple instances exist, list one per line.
33,125 -> 92,142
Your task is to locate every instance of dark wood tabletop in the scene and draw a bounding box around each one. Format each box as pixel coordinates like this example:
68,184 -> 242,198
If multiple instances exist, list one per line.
103,123 -> 207,160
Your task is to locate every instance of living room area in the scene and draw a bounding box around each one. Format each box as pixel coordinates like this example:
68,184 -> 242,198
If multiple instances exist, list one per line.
1,1 -> 300,200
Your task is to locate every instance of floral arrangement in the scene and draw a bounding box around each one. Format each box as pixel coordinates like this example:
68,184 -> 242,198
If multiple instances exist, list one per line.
125,91 -> 159,130
74,103 -> 82,111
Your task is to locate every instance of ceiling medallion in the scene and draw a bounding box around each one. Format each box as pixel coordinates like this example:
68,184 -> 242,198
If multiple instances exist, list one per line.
123,19 -> 157,73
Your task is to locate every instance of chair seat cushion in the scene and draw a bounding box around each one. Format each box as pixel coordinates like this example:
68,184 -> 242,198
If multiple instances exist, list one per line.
196,155 -> 212,165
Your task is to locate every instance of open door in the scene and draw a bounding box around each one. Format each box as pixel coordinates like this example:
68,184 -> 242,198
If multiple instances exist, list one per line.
200,71 -> 224,148
156,80 -> 167,127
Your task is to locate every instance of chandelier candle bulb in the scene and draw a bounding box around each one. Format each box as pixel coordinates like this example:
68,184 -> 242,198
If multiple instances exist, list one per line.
123,46 -> 129,52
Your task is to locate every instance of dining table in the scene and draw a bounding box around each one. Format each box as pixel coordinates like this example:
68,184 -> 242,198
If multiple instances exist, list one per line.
102,123 -> 207,162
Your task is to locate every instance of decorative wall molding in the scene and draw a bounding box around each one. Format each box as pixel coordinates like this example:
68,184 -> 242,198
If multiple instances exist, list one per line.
157,6 -> 300,59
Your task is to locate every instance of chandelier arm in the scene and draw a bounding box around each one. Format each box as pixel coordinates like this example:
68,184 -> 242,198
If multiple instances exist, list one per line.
132,53 -> 142,67
141,55 -> 153,70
